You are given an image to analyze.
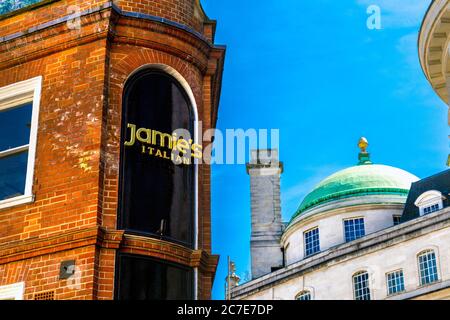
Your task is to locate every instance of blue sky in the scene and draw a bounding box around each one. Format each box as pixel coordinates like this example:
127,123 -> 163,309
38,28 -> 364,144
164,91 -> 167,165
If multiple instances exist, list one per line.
201,0 -> 448,299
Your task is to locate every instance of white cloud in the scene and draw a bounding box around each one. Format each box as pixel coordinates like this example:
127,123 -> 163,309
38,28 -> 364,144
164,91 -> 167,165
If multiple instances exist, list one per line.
357,0 -> 431,28
281,165 -> 343,219
392,31 -> 440,105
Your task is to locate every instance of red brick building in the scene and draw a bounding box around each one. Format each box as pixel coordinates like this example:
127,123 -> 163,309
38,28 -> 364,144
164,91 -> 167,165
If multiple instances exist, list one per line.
0,0 -> 225,300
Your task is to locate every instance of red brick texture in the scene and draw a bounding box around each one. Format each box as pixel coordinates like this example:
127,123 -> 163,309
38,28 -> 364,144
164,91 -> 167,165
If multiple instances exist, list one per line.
0,0 -> 225,300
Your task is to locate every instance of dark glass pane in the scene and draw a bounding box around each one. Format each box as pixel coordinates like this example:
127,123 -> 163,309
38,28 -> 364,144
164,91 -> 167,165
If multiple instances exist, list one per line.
116,254 -> 194,300
119,70 -> 195,247
0,150 -> 28,200
0,103 -> 32,151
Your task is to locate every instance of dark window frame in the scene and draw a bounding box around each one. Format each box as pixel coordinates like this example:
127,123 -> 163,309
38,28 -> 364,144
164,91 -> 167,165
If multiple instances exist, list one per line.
117,68 -> 196,248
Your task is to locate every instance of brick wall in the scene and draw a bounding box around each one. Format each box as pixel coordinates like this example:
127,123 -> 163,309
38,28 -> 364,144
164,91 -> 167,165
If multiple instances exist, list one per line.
0,0 -> 225,300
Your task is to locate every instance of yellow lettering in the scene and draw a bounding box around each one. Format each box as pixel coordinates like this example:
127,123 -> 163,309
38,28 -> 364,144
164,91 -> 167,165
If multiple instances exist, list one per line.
152,131 -> 173,148
191,144 -> 203,159
177,139 -> 189,154
124,123 -> 136,146
136,128 -> 151,143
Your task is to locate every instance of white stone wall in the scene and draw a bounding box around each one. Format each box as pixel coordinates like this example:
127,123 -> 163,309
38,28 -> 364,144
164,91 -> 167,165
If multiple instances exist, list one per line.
238,220 -> 450,300
247,150 -> 284,279
283,195 -> 406,265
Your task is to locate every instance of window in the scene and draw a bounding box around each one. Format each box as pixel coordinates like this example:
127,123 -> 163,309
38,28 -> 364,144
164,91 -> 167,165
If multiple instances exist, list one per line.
115,253 -> 194,300
0,282 -> 24,300
344,218 -> 365,242
415,190 -> 444,216
393,215 -> 402,226
418,250 -> 439,286
304,227 -> 320,257
386,270 -> 405,296
0,77 -> 41,210
118,69 -> 196,247
353,271 -> 371,300
423,204 -> 439,215
296,290 -> 311,300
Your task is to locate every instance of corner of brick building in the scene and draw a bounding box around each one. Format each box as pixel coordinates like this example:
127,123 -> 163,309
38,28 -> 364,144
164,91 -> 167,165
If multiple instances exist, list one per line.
0,0 -> 225,300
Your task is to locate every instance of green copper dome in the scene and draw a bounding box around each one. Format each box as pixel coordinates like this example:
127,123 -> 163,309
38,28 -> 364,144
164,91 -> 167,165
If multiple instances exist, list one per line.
290,164 -> 419,222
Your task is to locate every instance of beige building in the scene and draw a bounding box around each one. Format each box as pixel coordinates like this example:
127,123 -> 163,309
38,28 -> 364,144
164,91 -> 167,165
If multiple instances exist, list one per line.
230,1 -> 450,300
419,0 -> 450,166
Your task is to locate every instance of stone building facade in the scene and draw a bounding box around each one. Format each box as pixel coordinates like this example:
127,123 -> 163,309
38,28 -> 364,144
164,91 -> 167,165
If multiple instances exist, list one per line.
232,147 -> 450,300
0,0 -> 225,300
229,0 -> 450,301
419,0 -> 450,166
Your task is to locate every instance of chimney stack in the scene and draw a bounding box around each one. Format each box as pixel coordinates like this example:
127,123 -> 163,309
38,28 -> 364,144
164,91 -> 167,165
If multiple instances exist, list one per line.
246,149 -> 284,279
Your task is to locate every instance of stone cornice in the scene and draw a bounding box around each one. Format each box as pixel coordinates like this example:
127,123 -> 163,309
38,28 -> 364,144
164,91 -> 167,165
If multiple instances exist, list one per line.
418,0 -> 450,103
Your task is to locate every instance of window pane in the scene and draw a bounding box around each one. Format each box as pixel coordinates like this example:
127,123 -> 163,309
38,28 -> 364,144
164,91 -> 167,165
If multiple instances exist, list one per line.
0,103 -> 32,151
419,251 -> 438,285
387,270 -> 405,295
353,272 -> 371,300
119,70 -> 195,247
116,254 -> 194,300
296,291 -> 311,300
304,228 -> 320,257
423,204 -> 440,215
344,218 -> 365,242
0,150 -> 28,200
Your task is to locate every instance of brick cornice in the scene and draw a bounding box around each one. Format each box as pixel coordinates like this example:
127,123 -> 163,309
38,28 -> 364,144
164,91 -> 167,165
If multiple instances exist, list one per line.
0,9 -> 111,70
0,2 -> 225,77
0,2 -> 226,134
119,233 -> 219,272
0,226 -> 99,264
0,227 -> 219,274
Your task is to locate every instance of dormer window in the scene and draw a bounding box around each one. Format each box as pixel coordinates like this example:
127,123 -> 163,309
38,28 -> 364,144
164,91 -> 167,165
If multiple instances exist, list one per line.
423,204 -> 440,215
414,190 -> 444,217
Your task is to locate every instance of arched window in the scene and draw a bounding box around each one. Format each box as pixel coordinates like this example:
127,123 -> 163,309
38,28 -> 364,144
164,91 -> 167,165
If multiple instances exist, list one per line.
353,271 -> 371,300
418,250 -> 439,285
118,68 -> 196,247
295,290 -> 312,300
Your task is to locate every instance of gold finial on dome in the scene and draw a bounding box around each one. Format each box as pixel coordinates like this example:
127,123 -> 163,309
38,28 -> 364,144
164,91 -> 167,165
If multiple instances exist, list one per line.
358,137 -> 369,153
357,137 -> 372,165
